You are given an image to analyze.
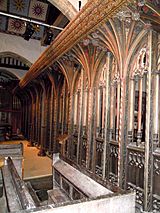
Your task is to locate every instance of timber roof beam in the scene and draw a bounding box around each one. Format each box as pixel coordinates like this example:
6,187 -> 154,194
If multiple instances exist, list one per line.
19,0 -> 132,88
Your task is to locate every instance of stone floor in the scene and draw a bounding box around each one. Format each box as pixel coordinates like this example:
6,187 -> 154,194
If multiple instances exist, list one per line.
22,141 -> 52,180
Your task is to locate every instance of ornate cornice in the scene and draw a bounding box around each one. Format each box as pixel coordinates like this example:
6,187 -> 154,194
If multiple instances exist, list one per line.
19,0 -> 132,88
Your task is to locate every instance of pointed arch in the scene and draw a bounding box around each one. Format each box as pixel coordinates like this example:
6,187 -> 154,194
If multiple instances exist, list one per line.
48,0 -> 77,20
0,51 -> 32,67
56,60 -> 72,91
124,29 -> 148,77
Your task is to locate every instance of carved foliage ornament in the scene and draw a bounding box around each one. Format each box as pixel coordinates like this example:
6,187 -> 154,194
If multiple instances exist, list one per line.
128,151 -> 144,168
111,59 -> 120,85
131,47 -> 149,78
99,63 -> 107,87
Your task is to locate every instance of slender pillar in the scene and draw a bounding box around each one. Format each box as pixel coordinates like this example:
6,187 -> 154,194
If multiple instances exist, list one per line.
77,69 -> 84,163
153,72 -> 159,146
53,97 -> 58,153
110,86 -> 114,140
37,96 -> 41,146
97,89 -> 100,128
102,87 -> 105,137
35,95 -> 39,143
118,78 -> 127,188
38,92 -> 46,156
62,90 -> 65,134
137,77 -> 143,145
144,29 -> 153,212
128,78 -> 135,143
102,54 -> 110,179
86,88 -> 93,169
116,83 -> 120,141
74,93 -> 78,125
49,86 -> 54,153
83,90 -> 87,126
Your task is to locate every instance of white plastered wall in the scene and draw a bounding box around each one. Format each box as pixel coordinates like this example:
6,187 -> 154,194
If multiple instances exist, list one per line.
0,32 -> 46,64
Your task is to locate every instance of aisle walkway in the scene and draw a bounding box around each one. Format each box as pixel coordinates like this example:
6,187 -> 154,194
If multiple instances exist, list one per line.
22,141 -> 52,180
0,140 -> 52,179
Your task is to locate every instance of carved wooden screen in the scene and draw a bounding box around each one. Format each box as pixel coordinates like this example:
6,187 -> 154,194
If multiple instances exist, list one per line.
45,86 -> 52,151
95,67 -> 106,177
108,58 -> 120,184
81,77 -> 88,167
128,47 -> 148,146
127,47 -> 149,208
72,73 -> 82,160
110,59 -> 120,142
58,79 -> 69,135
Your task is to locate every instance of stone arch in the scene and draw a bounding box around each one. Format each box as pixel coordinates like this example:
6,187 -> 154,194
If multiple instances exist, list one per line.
48,0 -> 78,20
0,68 -> 19,80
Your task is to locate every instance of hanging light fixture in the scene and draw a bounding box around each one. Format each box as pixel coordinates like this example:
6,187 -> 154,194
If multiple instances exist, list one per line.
41,28 -> 54,46
23,23 -> 35,41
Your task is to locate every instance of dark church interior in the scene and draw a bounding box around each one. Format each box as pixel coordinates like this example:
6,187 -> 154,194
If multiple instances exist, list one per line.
0,0 -> 160,212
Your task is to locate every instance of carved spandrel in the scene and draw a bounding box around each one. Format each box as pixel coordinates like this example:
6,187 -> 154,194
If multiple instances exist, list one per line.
109,172 -> 118,185
127,182 -> 144,207
110,144 -> 119,158
128,151 -> 145,169
96,140 -> 104,152
153,194 -> 160,212
154,158 -> 160,176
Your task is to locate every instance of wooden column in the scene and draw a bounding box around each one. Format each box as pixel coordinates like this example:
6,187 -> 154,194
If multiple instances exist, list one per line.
24,99 -> 28,137
110,86 -> 114,140
35,92 -> 39,145
38,91 -> 46,156
49,85 -> 54,153
128,78 -> 135,143
116,83 -> 120,141
97,89 -> 100,128
28,97 -> 35,147
74,93 -> 78,125
77,69 -> 84,163
102,53 -> 110,179
152,71 -> 159,146
83,90 -> 87,126
86,88 -> 94,169
137,77 -> 143,145
37,95 -> 42,146
117,78 -> 127,188
143,29 -> 153,212
53,96 -> 58,153
28,101 -> 32,141
62,80 -> 67,134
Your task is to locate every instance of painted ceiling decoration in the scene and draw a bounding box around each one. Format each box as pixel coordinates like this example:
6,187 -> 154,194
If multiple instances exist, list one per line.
0,0 -> 69,44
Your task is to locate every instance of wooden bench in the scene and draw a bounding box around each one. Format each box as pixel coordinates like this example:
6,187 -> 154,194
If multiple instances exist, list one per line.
48,153 -> 112,205
48,187 -> 70,205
